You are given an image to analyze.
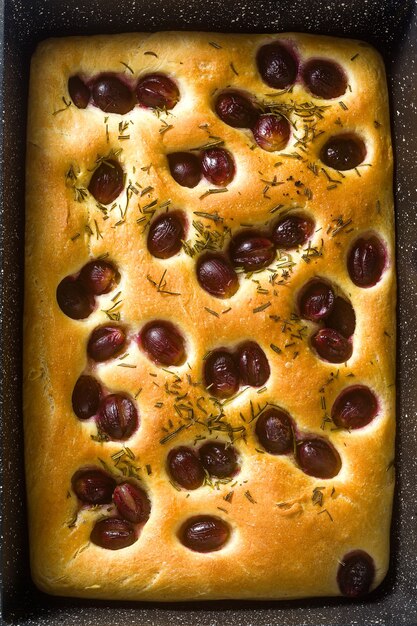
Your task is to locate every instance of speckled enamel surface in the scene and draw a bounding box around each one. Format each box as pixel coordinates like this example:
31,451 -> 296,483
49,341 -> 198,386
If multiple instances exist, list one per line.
0,0 -> 416,624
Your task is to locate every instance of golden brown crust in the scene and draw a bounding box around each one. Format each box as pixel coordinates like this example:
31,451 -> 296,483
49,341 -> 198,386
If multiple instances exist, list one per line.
24,32 -> 395,601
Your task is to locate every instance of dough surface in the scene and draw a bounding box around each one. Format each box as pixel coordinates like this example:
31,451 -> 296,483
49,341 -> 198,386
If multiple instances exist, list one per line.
24,31 -> 395,601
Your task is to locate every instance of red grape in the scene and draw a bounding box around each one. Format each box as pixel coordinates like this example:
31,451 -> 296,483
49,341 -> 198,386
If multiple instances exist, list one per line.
199,441 -> 239,478
88,159 -> 124,205
348,235 -> 386,287
332,386 -> 378,430
72,375 -> 102,420
296,437 -> 341,478
168,152 -> 201,188
255,407 -> 293,455
337,550 -> 375,597
326,297 -> 356,338
147,211 -> 185,259
201,148 -> 235,186
215,91 -> 259,128
139,320 -> 185,366
179,516 -> 230,552
91,74 -> 135,114
98,394 -> 138,440
79,260 -> 119,295
229,231 -> 275,271
87,325 -> 127,362
71,468 -> 116,504
298,280 -> 335,322
113,482 -> 150,524
167,446 -> 205,490
302,59 -> 347,99
68,75 -> 90,109
271,214 -> 314,249
90,518 -> 136,550
311,328 -> 353,363
56,277 -> 95,320
320,135 -> 366,170
196,254 -> 239,299
256,42 -> 298,89
252,113 -> 290,152
204,350 -> 239,398
136,73 -> 179,110
237,341 -> 270,387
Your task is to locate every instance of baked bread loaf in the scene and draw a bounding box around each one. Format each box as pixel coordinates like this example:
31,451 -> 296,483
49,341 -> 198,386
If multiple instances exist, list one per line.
24,31 -> 395,601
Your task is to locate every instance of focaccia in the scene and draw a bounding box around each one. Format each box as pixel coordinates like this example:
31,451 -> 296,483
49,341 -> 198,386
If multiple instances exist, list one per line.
24,31 -> 395,601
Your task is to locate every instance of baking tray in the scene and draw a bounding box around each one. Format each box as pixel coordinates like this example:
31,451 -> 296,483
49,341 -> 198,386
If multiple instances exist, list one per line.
1,0 -> 417,624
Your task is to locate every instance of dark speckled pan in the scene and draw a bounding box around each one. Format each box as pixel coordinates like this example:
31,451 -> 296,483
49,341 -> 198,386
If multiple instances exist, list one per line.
1,0 -> 416,624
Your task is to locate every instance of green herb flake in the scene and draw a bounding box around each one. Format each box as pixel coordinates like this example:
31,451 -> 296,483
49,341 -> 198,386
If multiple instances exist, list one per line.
199,188 -> 228,200
244,490 -> 256,504
205,307 -> 220,318
312,486 -> 325,507
191,137 -> 225,151
101,298 -> 122,321
140,185 -> 154,197
52,96 -> 72,116
120,61 -> 134,73
270,203 -> 284,214
159,120 -> 173,135
230,62 -> 239,76
160,424 -> 186,445
193,210 -> 224,223
147,269 -> 181,296
253,301 -> 271,314
318,508 -> 333,522
281,152 -> 303,160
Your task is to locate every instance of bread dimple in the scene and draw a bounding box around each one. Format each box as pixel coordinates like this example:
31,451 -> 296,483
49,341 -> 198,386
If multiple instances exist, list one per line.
24,31 -> 395,601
